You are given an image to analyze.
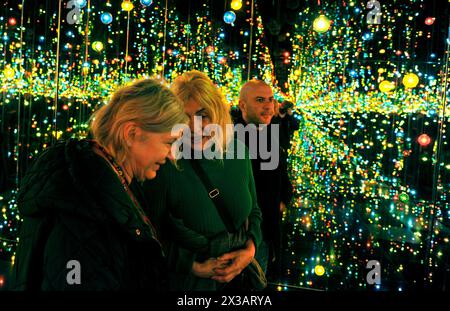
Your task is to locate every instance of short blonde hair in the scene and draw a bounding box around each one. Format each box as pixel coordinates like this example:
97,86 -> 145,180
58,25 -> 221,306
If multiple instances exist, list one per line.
90,78 -> 187,164
171,70 -> 232,151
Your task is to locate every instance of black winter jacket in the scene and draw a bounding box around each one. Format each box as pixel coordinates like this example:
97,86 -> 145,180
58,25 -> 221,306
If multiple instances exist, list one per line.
11,139 -> 167,290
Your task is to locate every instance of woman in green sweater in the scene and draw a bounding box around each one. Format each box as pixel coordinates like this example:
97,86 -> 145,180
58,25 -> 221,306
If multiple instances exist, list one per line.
144,70 -> 263,290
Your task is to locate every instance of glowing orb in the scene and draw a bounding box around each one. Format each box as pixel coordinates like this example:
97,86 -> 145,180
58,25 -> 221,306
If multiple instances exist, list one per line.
402,73 -> 419,88
417,134 -> 431,147
121,1 -> 134,12
141,0 -> 153,6
314,265 -> 325,276
224,11 -> 236,25
313,15 -> 331,33
379,80 -> 395,93
231,0 -> 243,10
101,12 -> 113,24
92,41 -> 104,52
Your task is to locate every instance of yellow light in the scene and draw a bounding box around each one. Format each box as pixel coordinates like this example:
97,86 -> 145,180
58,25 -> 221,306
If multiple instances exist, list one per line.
231,0 -> 242,10
121,1 -> 134,11
379,80 -> 395,93
313,15 -> 331,33
314,265 -> 325,276
4,66 -> 15,79
402,73 -> 419,88
92,41 -> 104,52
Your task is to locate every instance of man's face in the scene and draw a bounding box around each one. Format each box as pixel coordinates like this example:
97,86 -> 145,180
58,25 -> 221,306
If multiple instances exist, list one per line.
239,84 -> 274,125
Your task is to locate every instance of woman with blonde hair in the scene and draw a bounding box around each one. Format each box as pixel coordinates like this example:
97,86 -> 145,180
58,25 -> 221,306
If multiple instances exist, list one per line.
11,78 -> 187,290
144,70 -> 264,290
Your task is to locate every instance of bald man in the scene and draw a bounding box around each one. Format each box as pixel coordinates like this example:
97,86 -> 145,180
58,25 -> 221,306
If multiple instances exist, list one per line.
238,80 -> 275,125
233,80 -> 292,282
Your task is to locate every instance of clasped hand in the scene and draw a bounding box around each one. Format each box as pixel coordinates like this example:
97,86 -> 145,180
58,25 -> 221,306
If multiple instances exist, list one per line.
191,239 -> 256,283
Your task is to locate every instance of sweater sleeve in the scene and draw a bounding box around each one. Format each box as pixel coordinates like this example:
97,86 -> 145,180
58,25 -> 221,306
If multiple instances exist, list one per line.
245,156 -> 263,252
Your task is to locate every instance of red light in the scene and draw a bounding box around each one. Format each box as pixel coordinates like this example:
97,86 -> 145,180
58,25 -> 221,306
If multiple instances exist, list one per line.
62,104 -> 69,111
417,134 -> 431,147
425,17 -> 435,25
8,18 -> 17,26
125,55 -> 132,62
284,51 -> 290,57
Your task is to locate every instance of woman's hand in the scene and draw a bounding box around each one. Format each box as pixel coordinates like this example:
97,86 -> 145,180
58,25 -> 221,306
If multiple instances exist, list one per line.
191,258 -> 229,278
211,239 -> 256,283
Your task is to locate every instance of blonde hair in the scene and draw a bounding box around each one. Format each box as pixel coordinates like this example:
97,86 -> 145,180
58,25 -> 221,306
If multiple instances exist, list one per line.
171,70 -> 233,151
90,78 -> 187,164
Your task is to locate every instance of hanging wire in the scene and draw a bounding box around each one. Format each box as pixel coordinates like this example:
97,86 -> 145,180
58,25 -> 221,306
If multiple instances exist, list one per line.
124,3 -> 131,80
52,0 -> 63,146
80,0 -> 91,128
162,0 -> 169,78
186,0 -> 191,71
247,0 -> 255,80
15,0 -> 26,188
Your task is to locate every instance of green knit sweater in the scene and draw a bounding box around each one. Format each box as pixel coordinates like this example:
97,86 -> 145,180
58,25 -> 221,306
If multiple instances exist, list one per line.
144,139 -> 262,290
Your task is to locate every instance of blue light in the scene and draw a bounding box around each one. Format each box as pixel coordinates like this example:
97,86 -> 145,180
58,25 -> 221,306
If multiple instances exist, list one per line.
223,11 -> 236,25
140,0 -> 153,6
350,70 -> 357,77
219,33 -> 225,38
430,53 -> 436,58
66,31 -> 73,37
39,36 -> 45,42
244,31 -> 249,36
101,12 -> 113,24
75,0 -> 87,8
363,33 -> 372,40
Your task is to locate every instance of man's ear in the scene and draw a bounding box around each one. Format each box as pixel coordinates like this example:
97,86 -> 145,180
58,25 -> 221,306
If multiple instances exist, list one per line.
238,99 -> 245,112
123,121 -> 140,146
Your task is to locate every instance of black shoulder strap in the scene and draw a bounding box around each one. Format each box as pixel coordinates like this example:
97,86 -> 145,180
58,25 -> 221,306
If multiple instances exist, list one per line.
189,159 -> 236,233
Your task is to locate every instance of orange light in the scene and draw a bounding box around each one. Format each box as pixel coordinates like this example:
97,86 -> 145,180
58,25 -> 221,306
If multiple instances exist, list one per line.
425,17 -> 435,25
8,18 -> 17,26
417,134 -> 431,147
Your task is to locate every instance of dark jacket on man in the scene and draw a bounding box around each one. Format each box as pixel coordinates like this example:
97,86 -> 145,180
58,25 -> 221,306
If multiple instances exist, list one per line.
11,139 -> 167,290
233,113 -> 293,244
